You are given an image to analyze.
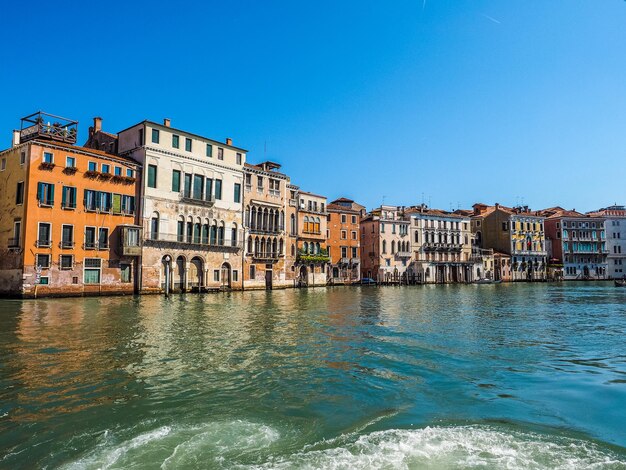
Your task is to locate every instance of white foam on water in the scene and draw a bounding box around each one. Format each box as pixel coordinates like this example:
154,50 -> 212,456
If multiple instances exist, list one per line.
248,425 -> 626,470
62,420 -> 280,470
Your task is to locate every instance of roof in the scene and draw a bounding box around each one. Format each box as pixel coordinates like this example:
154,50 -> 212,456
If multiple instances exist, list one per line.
537,207 -> 603,219
405,206 -> 468,219
330,197 -> 354,204
327,203 -> 360,213
8,139 -> 138,165
298,190 -> 327,200
244,162 -> 289,179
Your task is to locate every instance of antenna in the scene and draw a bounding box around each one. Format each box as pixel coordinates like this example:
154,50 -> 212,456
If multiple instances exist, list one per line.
382,195 -> 386,205
264,140 -> 267,157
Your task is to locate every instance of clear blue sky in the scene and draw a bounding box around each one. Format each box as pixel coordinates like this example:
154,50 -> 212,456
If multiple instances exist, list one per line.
1,0 -> 625,212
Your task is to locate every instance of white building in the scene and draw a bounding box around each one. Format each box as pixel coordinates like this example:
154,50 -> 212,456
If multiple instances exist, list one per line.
588,205 -> 626,279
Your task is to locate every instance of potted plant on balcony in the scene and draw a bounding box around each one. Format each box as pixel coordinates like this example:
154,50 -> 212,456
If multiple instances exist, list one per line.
62,165 -> 78,175
39,161 -> 56,170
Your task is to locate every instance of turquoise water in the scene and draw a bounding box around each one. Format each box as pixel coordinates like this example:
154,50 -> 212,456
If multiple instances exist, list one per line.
1,283 -> 626,469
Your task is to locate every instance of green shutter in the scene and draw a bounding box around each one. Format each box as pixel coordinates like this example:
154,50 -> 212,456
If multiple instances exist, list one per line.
61,186 -> 67,207
37,182 -> 43,201
112,194 -> 122,214
49,184 -> 55,204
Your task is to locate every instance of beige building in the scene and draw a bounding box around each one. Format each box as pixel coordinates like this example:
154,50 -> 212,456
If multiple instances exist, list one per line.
406,206 -> 477,283
242,161 -> 297,289
117,119 -> 246,293
360,205 -> 411,283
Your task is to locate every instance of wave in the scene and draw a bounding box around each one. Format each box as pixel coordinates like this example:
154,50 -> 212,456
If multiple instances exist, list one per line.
61,423 -> 626,470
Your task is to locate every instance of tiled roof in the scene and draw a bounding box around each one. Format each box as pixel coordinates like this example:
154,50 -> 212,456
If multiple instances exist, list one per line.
29,139 -> 137,164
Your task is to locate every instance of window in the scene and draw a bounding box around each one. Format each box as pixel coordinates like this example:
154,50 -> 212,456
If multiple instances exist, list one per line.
214,270 -> 220,282
341,246 -> 348,258
16,181 -> 24,205
61,225 -> 74,248
66,156 -> 76,168
11,221 -> 21,248
193,174 -> 204,200
351,215 -> 357,224
341,214 -> 347,223
206,178 -> 213,200
236,153 -> 242,164
126,168 -> 134,178
101,164 -> 110,174
185,138 -> 192,152
60,255 -> 73,270
151,129 -> 160,143
502,222 -> 509,231
37,182 -> 55,206
38,276 -> 49,285
114,166 -> 122,176
341,230 -> 347,239
257,176 -> 263,190
125,227 -> 140,247
352,247 -> 358,258
250,265 -> 256,279
177,218 -> 185,242
61,186 -> 77,209
380,223 -> 385,233
147,165 -> 157,188
84,258 -> 102,284
351,231 -> 357,240
85,227 -> 97,249
121,264 -> 131,283
88,161 -> 97,172
232,270 -> 238,282
172,134 -> 180,148
36,254 -> 50,268
234,183 -> 241,203
139,128 -> 144,145
183,173 -> 192,198
171,170 -> 181,192
20,152 -> 26,165
214,179 -> 222,200
150,213 -> 159,240
99,228 -> 109,249
206,144 -> 213,157
218,147 -> 224,160
43,152 -> 54,164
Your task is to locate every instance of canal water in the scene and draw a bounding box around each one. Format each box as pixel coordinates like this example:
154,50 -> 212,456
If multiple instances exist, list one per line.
1,283 -> 626,469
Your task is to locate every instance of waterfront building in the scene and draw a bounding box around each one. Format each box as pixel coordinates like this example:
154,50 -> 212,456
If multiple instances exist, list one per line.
242,161 -> 297,289
0,112 -> 141,298
295,191 -> 329,286
360,205 -> 411,283
117,119 -> 245,293
538,207 -> 608,280
326,197 -> 365,284
472,203 -> 547,281
587,205 -> 626,279
405,205 -> 477,283
493,251 -> 512,282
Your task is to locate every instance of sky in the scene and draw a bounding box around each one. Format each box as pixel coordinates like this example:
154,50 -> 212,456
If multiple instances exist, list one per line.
1,0 -> 625,212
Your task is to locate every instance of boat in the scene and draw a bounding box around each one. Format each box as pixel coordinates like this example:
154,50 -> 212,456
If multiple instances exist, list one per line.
615,280 -> 626,287
475,279 -> 502,285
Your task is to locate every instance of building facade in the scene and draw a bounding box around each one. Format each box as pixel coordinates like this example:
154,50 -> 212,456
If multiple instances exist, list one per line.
0,112 -> 141,298
360,205 -> 411,283
326,198 -> 365,284
406,206 -> 476,283
539,207 -> 607,280
242,161 -> 297,289
587,205 -> 626,279
295,191 -> 329,286
117,119 -> 245,293
472,203 -> 547,281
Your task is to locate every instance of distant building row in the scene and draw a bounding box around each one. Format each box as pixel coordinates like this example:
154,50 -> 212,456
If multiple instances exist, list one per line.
0,111 -> 623,297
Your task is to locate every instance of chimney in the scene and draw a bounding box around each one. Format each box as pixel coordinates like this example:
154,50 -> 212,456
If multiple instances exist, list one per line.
93,117 -> 102,133
226,137 -> 232,146
12,130 -> 20,147
163,118 -> 171,127
495,203 -> 500,210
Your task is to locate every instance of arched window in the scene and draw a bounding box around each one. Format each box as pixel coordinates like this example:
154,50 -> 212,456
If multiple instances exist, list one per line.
279,238 -> 284,255
303,242 -> 309,254
254,236 -> 260,256
210,221 -> 217,245
315,217 -> 321,233
218,222 -> 225,245
247,236 -> 253,253
304,216 -> 309,233
186,216 -> 193,243
231,223 -> 238,247
202,221 -> 209,244
316,242 -> 320,254
280,211 -> 285,232
176,215 -> 185,242
382,240 -> 387,254
272,238 -> 277,257
291,244 -> 295,256
251,207 -> 257,229
194,221 -> 201,244
245,206 -> 250,226
290,214 -> 296,235
150,212 -> 159,240
391,240 -> 396,254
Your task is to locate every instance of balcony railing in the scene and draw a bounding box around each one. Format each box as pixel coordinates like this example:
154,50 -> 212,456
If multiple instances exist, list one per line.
249,226 -> 284,235
7,238 -> 20,248
302,230 -> 322,235
245,184 -> 252,192
179,193 -> 215,207
288,199 -> 298,207
145,233 -> 242,251
20,111 -> 78,144
251,252 -> 281,261
59,240 -> 74,249
395,251 -> 412,258
36,239 -> 52,248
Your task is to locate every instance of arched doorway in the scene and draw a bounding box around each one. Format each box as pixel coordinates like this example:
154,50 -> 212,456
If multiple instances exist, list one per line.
175,256 -> 186,292
299,266 -> 308,287
190,257 -> 204,291
332,267 -> 339,278
221,262 -> 231,289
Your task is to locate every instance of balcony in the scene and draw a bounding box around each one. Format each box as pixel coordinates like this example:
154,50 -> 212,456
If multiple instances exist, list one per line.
302,230 -> 322,236
59,240 -> 75,249
269,189 -> 280,197
289,199 -> 298,207
7,238 -> 20,249
179,193 -> 215,207
250,252 -> 281,262
245,184 -> 252,192
395,251 -> 412,258
144,232 -> 241,252
35,239 -> 52,248
350,257 -> 360,265
248,225 -> 284,235
20,111 -> 78,144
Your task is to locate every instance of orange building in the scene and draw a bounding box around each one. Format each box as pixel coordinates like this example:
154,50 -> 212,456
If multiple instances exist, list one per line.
0,112 -> 141,298
295,191 -> 329,286
326,197 -> 365,284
